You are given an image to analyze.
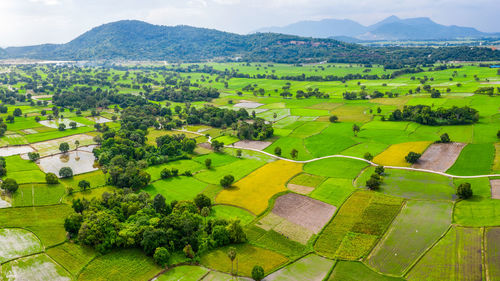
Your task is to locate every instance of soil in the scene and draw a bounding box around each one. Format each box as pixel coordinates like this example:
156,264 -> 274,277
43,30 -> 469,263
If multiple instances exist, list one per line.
272,193 -> 336,233
413,142 -> 466,172
233,140 -> 272,150
491,180 -> 500,199
287,184 -> 314,194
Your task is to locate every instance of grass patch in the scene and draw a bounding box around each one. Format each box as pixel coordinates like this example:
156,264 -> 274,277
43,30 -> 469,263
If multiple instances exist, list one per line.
146,160 -> 204,181
210,205 -> 255,225
195,158 -> 265,185
310,177 -> 355,206
194,153 -> 239,167
447,143 -> 495,176
0,204 -> 74,247
144,176 -> 208,203
157,265 -> 209,281
245,225 -> 307,258
304,157 -> 368,179
288,173 -> 325,187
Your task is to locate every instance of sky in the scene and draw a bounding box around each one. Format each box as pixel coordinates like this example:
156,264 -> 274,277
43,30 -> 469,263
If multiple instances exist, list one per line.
0,0 -> 499,47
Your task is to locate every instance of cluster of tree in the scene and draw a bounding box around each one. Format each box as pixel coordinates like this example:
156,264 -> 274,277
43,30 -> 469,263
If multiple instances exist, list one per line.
405,152 -> 422,164
366,166 -> 385,190
64,190 -> 246,265
52,87 -> 148,110
387,105 -> 479,125
474,87 -> 498,96
146,86 -> 220,102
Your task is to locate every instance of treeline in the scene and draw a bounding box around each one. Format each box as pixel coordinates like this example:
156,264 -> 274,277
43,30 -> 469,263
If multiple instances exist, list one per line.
387,105 -> 479,125
146,86 -> 220,102
53,87 -> 147,110
65,190 -> 246,262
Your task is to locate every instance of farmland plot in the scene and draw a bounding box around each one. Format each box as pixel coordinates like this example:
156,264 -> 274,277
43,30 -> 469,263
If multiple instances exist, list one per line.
1,254 -> 72,281
407,226 -> 482,281
412,142 -> 466,172
0,228 -> 43,263
367,200 -> 453,276
328,261 -> 405,281
264,254 -> 334,281
486,227 -> 500,280
157,265 -> 210,281
38,151 -> 98,176
314,191 -> 403,260
373,141 -> 432,167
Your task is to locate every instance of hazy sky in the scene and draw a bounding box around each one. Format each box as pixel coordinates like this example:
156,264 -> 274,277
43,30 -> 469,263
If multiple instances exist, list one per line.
1,0 -> 499,47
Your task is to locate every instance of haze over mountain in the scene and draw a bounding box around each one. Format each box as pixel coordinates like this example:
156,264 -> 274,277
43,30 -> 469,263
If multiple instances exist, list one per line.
1,20 -> 499,65
256,15 -> 498,41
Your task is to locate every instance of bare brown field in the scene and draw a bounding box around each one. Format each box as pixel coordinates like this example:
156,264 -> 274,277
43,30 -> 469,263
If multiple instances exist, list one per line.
491,180 -> 500,199
273,193 -> 336,233
413,142 -> 466,172
233,140 -> 272,150
287,184 -> 314,194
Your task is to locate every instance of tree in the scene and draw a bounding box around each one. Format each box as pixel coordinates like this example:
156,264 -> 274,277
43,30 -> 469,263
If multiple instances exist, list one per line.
69,121 -> 77,129
440,133 -> 451,143
64,213 -> 82,238
2,178 -> 18,194
59,167 -> 73,178
78,180 -> 90,191
497,130 -> 500,139
58,123 -> 66,131
375,166 -> 385,175
405,152 -> 421,164
6,115 -> 14,123
329,115 -> 338,123
273,112 -> 278,122
457,182 -> 473,199
13,108 -> 22,117
141,228 -> 167,255
236,149 -> 242,158
205,158 -> 212,169
227,220 -> 246,243
59,142 -> 70,154
366,174 -> 382,190
220,175 -> 235,188
153,194 -> 169,214
194,194 -> 211,210
364,152 -> 373,161
274,146 -> 282,156
46,173 -> 59,184
201,206 -> 210,222
227,247 -> 237,275
352,124 -> 360,136
252,265 -> 265,281
211,140 -> 224,152
160,168 -> 172,179
290,149 -> 298,159
183,244 -> 194,259
154,247 -> 170,267
28,152 -> 40,162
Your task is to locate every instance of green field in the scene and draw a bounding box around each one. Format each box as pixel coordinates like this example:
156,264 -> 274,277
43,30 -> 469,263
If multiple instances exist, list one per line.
447,143 -> 495,175
367,200 -> 453,276
265,254 -> 334,281
328,261 -> 405,281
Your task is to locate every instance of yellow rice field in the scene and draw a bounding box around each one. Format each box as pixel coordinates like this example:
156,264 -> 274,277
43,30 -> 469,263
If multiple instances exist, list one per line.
216,160 -> 302,215
373,141 -> 432,167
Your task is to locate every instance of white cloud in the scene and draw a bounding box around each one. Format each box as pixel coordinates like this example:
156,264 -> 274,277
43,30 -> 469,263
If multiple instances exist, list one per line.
29,0 -> 62,5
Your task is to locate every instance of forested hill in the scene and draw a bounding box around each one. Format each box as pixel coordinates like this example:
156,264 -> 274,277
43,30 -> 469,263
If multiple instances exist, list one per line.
2,20 -> 500,65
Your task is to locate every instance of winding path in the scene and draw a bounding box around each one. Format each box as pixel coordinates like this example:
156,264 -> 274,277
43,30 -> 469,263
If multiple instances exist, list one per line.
174,129 -> 500,179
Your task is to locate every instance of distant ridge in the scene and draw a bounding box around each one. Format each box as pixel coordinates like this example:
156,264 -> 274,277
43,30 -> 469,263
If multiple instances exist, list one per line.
256,16 -> 497,40
1,20 -> 499,64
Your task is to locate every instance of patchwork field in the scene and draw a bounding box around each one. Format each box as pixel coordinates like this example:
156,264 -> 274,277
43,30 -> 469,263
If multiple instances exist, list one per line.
314,191 -> 403,260
264,254 -> 334,281
328,261 -> 405,281
216,160 -> 302,215
367,200 -> 453,276
447,143 -> 495,175
407,226 -> 482,281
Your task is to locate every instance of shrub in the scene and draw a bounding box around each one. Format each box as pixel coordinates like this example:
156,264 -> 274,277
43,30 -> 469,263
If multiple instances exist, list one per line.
59,142 -> 70,153
375,166 -> 385,175
194,194 -> 211,210
160,168 -> 172,179
439,133 -> 451,143
59,167 -> 73,178
366,173 -> 382,190
220,175 -> 235,188
457,182 -> 473,199
46,173 -> 59,184
364,152 -> 373,161
252,265 -> 265,281
153,247 -> 170,267
28,152 -> 40,162
205,158 -> 212,169
78,180 -> 91,191
2,178 -> 18,193
329,115 -> 339,123
274,146 -> 282,156
405,152 -> 421,164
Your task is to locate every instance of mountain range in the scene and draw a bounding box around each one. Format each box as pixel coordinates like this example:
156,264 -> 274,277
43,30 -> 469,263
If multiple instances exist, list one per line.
256,15 -> 499,41
1,20 -> 499,64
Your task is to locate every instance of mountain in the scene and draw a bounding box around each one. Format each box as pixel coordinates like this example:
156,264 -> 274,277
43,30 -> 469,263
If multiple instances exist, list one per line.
1,20 -> 499,65
255,19 -> 366,38
256,16 -> 496,41
1,20 -> 366,63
